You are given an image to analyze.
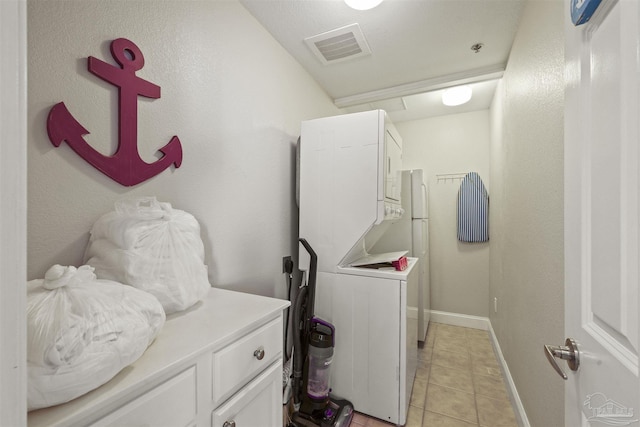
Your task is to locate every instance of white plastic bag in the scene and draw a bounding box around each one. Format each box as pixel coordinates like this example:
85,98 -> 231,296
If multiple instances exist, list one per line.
84,197 -> 211,313
27,264 -> 165,410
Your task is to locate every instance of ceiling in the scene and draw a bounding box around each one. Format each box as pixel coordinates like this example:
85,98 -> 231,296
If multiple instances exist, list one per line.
239,0 -> 526,122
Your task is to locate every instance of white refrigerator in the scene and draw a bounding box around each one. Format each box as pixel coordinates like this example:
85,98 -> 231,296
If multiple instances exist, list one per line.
372,169 -> 430,341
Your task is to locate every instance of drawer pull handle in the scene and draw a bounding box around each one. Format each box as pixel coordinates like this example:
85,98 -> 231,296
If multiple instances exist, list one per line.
223,421 -> 236,427
253,346 -> 265,360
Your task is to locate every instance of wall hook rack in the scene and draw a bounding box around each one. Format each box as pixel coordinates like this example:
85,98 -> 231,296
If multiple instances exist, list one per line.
436,173 -> 468,183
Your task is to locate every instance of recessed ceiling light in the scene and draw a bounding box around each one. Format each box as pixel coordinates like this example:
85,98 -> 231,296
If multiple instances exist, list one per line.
442,85 -> 473,106
344,0 -> 384,11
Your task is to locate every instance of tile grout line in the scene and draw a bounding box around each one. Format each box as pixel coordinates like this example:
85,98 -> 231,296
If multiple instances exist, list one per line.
466,328 -> 482,427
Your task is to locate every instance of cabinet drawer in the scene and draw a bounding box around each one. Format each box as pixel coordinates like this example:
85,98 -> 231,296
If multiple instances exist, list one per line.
212,317 -> 282,404
212,361 -> 282,427
90,367 -> 196,427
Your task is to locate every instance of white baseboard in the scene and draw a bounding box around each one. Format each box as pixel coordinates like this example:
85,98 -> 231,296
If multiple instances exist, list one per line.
430,309 -> 490,330
487,323 -> 531,427
407,306 -> 420,319
429,311 -> 531,427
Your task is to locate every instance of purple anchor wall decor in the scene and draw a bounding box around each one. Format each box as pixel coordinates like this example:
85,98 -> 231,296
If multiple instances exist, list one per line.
47,38 -> 183,187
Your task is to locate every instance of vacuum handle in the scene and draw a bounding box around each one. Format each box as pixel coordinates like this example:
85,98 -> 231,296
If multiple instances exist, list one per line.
299,238 -> 318,319
311,317 -> 335,347
299,238 -> 317,275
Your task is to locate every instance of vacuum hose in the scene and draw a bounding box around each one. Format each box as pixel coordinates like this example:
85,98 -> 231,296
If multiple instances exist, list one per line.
291,285 -> 308,406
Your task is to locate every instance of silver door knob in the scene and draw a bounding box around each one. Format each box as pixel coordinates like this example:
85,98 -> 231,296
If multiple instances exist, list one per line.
544,338 -> 580,380
254,346 -> 265,360
223,421 -> 236,427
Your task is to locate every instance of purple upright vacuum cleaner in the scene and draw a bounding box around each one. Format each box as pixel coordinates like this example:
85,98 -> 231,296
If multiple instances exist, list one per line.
290,239 -> 354,427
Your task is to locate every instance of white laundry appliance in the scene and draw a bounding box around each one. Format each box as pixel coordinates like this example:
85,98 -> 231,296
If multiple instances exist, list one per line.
298,110 -> 418,425
372,169 -> 431,341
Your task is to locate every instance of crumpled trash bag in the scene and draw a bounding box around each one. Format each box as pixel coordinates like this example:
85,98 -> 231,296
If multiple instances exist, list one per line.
27,264 -> 165,410
84,197 -> 211,314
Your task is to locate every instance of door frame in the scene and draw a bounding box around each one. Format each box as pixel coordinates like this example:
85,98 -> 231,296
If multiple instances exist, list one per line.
0,0 -> 27,425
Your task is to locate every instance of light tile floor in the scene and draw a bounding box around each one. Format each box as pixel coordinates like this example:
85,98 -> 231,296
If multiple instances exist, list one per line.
350,322 -> 519,427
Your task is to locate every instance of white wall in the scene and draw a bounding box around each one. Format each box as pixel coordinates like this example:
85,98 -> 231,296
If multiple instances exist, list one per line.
489,1 -> 565,426
27,0 -> 340,298
396,110 -> 490,317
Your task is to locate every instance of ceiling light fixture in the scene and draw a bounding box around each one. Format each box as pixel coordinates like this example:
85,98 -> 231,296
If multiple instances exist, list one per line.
442,85 -> 473,106
344,0 -> 384,11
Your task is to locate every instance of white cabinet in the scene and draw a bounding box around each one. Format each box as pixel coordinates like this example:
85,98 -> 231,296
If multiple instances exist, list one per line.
212,361 -> 281,427
28,288 -> 290,427
90,367 -> 197,427
212,318 -> 282,406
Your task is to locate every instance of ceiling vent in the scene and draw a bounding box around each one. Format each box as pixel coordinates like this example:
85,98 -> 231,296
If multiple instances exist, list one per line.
304,23 -> 371,65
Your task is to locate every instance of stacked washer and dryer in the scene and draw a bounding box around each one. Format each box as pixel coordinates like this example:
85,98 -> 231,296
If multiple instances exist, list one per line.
298,110 -> 428,425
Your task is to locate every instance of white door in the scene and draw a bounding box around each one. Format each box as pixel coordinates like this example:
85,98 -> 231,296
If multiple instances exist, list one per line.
563,0 -> 640,425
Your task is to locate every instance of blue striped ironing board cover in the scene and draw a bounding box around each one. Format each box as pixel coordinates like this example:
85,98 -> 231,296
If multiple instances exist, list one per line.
457,172 -> 489,242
